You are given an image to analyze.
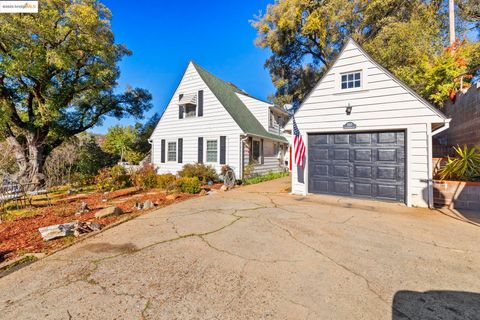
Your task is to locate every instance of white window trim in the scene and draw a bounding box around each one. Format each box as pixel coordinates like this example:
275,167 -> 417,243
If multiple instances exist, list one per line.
334,68 -> 368,94
205,138 -> 219,164
167,140 -> 177,162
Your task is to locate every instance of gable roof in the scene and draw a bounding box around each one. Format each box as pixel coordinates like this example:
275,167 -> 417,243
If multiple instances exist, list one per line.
192,62 -> 287,142
286,38 -> 448,127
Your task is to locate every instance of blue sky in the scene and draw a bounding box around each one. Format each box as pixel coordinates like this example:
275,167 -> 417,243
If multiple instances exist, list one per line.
93,0 -> 274,134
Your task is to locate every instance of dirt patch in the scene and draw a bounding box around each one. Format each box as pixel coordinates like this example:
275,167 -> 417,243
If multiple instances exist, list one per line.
0,188 -> 196,262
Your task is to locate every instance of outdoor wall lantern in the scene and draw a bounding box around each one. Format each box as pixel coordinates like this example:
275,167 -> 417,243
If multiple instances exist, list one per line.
346,103 -> 352,115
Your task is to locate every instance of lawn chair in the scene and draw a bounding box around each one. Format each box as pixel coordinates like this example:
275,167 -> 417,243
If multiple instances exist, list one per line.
23,177 -> 51,207
0,180 -> 27,212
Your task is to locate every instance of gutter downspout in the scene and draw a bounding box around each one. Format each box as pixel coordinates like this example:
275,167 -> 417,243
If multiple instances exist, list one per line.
148,139 -> 153,165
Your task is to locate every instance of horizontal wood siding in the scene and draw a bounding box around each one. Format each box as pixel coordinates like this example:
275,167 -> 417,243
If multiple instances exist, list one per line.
151,63 -> 243,178
244,139 -> 287,176
290,40 -> 446,207
236,93 -> 270,131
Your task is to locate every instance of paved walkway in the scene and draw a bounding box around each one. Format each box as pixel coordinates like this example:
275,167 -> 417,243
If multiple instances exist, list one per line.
1,177 -> 480,319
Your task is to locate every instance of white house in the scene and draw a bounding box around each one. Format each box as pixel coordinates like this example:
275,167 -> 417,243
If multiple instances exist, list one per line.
150,62 -> 289,180
288,38 -> 450,208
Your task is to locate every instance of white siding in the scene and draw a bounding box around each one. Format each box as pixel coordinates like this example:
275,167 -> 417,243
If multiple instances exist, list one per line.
151,62 -> 243,178
243,139 -> 287,176
290,39 -> 447,208
236,93 -> 270,131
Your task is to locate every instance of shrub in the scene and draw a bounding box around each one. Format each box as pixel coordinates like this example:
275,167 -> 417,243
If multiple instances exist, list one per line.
178,163 -> 218,184
439,145 -> 480,181
243,171 -> 289,185
176,177 -> 201,194
131,164 -> 158,190
95,165 -> 132,192
156,173 -> 177,191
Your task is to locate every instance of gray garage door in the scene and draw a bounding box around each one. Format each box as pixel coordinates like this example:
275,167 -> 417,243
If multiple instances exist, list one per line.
308,131 -> 405,203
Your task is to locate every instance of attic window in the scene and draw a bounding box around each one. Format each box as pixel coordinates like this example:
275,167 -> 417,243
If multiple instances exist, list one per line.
179,93 -> 197,118
341,72 -> 361,89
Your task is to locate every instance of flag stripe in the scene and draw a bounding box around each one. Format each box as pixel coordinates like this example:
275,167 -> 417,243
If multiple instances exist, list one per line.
292,117 -> 306,168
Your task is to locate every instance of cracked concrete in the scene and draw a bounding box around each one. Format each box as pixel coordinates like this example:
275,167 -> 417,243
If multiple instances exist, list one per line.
1,177 -> 480,319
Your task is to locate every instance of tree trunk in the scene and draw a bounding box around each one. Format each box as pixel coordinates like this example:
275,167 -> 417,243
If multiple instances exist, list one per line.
5,133 -> 47,186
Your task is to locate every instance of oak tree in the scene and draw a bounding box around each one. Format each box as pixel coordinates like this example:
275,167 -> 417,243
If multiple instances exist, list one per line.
0,0 -> 152,184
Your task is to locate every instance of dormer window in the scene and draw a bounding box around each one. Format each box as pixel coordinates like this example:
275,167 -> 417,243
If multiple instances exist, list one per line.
341,71 -> 361,89
179,92 -> 198,118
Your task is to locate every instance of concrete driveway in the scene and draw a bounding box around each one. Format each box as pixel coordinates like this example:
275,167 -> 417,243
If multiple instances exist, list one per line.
1,177 -> 479,319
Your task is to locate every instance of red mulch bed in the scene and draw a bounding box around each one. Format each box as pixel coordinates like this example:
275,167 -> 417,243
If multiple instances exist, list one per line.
0,188 -> 197,263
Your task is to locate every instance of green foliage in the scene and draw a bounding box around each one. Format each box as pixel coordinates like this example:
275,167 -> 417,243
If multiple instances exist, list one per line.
243,172 -> 289,185
439,145 -> 480,181
178,163 -> 218,184
95,165 -> 132,192
103,126 -> 140,163
176,177 -> 201,194
0,0 -> 152,181
253,0 -> 479,108
131,164 -> 158,190
243,161 -> 255,179
73,135 -> 117,184
156,174 -> 177,191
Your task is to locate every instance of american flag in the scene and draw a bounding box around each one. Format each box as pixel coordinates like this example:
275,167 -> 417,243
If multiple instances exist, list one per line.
293,117 -> 306,167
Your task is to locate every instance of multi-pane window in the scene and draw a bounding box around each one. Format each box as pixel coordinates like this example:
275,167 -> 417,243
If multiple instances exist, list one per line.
341,72 -> 361,89
167,142 -> 177,162
206,140 -> 218,163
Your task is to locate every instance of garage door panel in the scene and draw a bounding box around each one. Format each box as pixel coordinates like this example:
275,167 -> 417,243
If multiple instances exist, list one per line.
354,133 -> 372,144
354,166 -> 373,179
334,149 -> 350,160
334,134 -> 350,144
378,149 -> 397,162
312,149 -> 329,161
334,181 -> 350,194
354,183 -> 372,196
334,165 -> 350,177
308,131 -> 405,203
377,184 -> 399,200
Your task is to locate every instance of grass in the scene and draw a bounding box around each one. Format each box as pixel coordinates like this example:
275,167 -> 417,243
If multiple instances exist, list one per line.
243,172 -> 289,185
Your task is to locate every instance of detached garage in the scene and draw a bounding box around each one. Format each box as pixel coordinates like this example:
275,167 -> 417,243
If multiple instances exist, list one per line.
288,38 -> 450,208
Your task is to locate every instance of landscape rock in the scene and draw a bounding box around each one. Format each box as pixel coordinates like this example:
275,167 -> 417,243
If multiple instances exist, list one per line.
39,221 -> 104,241
95,206 -> 123,218
220,185 -> 231,192
166,194 -> 179,201
39,223 -> 76,241
143,200 -> 155,210
72,222 -> 103,237
75,201 -> 90,216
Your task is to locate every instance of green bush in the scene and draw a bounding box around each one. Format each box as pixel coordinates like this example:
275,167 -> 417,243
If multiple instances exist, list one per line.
439,145 -> 480,181
131,164 -> 158,190
243,171 -> 289,185
178,163 -> 218,184
156,173 -> 177,191
176,177 -> 201,194
95,165 -> 132,192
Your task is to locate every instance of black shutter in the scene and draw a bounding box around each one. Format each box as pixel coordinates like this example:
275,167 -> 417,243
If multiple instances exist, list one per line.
179,94 -> 184,119
197,90 -> 203,117
178,138 -> 183,163
198,137 -> 203,163
220,136 -> 226,165
260,139 -> 264,164
161,139 -> 165,163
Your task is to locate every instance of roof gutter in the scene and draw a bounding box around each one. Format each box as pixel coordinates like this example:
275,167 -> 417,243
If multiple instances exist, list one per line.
243,132 -> 288,144
431,118 -> 451,136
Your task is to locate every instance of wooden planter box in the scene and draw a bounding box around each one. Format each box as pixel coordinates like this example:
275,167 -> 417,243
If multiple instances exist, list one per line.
433,180 -> 480,211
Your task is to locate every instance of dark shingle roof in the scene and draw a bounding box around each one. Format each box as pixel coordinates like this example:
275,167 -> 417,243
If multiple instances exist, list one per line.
192,62 -> 287,142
